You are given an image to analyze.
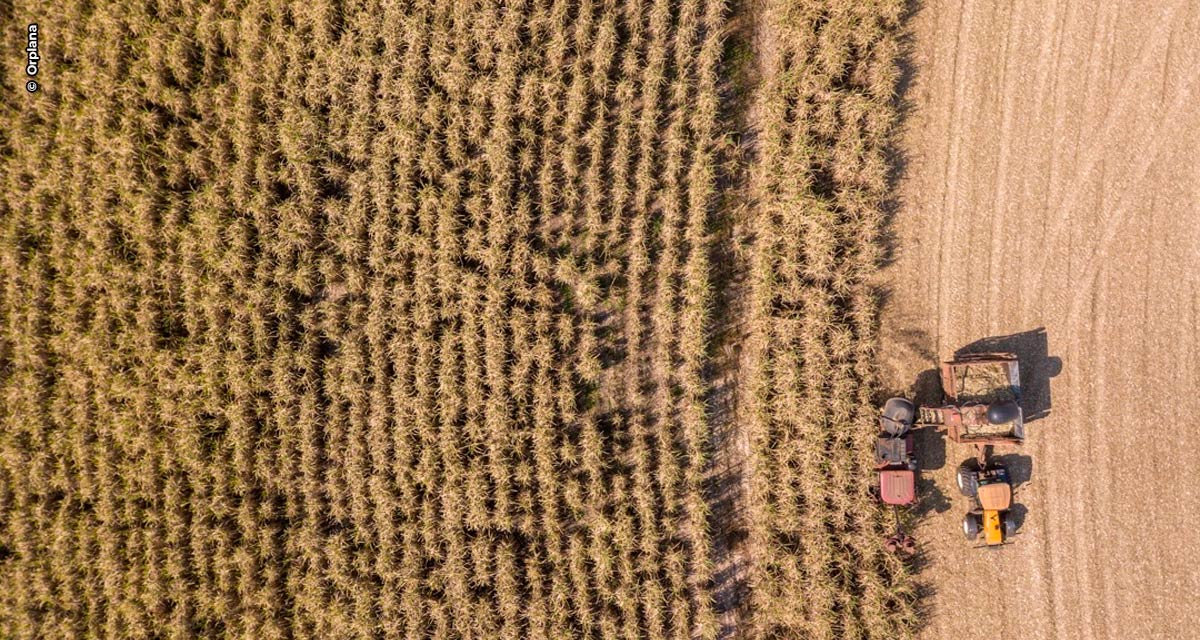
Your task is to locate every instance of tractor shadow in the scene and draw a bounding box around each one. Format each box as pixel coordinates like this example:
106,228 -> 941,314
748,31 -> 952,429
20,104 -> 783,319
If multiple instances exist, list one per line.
906,367 -> 951,515
954,328 -> 1062,424
993,452 -> 1033,489
1007,503 -> 1030,534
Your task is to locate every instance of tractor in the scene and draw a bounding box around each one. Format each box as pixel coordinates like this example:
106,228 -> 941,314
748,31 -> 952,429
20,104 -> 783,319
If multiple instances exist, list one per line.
915,351 -> 1026,547
876,397 -> 918,554
957,459 -> 1018,547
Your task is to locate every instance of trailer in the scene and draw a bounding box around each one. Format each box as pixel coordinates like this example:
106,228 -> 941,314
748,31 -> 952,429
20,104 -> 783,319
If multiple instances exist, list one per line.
917,352 -> 1024,463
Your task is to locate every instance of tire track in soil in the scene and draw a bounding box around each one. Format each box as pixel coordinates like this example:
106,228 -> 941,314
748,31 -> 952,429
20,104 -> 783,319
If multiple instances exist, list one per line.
934,0 -> 972,358
1024,0 -> 1190,312
984,1 -> 1017,333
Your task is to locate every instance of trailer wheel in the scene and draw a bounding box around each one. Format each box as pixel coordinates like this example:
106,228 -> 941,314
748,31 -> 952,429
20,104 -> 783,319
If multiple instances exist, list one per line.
956,464 -> 979,497
962,513 -> 981,541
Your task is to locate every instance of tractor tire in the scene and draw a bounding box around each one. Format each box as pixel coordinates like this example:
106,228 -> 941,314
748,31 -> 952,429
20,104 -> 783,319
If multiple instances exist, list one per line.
1003,512 -> 1018,540
956,464 -> 979,497
962,513 -> 981,541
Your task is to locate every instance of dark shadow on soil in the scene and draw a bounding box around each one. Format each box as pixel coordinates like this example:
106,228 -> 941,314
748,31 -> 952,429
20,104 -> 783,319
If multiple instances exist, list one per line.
913,425 -> 951,516
954,327 -> 1062,423
913,424 -> 946,472
993,452 -> 1033,490
1007,502 -> 1029,533
702,0 -> 761,637
911,367 -> 943,406
915,477 -> 951,516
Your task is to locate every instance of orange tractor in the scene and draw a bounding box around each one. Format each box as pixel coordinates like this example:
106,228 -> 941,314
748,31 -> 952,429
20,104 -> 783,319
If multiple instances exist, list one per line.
957,460 -> 1017,547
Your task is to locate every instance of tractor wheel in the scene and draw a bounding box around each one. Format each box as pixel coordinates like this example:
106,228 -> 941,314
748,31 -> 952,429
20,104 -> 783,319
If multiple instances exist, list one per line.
962,513 -> 981,541
956,464 -> 979,497
1003,512 -> 1018,540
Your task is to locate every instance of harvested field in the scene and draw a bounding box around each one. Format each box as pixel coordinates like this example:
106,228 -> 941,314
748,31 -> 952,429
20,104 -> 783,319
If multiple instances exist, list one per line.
0,0 -> 914,638
880,0 -> 1200,638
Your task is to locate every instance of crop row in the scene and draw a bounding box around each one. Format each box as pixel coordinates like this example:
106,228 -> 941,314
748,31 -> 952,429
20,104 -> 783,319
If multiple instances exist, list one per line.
741,1 -> 916,638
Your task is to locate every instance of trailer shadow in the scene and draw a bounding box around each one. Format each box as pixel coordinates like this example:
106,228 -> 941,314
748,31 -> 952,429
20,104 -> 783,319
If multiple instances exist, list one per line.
954,327 -> 1062,423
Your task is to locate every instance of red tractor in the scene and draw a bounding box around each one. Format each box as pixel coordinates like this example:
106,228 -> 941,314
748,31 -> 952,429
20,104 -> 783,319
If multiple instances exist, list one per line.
876,397 -> 917,554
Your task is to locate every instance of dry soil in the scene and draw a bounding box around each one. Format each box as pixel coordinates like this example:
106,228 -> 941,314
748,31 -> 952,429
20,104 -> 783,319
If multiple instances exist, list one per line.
880,1 -> 1200,638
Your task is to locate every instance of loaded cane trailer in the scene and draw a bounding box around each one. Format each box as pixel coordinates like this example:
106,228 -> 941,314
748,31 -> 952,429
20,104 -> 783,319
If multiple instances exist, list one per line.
916,352 -> 1024,464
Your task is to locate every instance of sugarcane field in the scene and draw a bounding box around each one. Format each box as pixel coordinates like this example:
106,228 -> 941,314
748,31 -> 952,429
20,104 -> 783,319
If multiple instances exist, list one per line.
1,0 -> 1197,638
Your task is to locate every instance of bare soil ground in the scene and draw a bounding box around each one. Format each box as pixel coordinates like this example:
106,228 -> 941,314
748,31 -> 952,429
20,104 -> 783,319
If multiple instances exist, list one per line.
880,1 -> 1200,638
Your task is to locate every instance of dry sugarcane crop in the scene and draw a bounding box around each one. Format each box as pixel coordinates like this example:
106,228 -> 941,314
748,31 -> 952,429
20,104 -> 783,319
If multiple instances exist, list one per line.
0,0 -> 913,638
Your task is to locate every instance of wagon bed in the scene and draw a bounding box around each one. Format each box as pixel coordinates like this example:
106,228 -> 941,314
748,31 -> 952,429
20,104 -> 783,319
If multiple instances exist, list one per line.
918,352 -> 1025,446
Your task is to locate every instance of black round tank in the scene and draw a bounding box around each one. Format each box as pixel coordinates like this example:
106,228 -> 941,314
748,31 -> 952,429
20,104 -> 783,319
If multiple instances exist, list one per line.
986,400 -> 1020,425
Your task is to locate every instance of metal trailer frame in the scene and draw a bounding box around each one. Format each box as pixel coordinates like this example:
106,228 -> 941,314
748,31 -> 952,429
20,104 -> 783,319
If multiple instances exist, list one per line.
918,352 -> 1025,460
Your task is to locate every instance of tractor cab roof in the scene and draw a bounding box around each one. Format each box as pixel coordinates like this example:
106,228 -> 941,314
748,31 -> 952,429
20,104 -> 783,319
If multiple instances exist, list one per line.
977,481 -> 1012,511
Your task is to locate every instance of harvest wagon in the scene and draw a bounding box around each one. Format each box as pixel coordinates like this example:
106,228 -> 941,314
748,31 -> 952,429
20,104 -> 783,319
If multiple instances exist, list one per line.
916,352 -> 1024,463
